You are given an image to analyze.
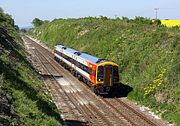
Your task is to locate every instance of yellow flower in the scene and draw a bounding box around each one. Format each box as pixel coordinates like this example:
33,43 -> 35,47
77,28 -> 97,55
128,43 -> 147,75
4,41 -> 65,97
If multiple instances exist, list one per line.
158,74 -> 163,78
157,82 -> 162,86
144,93 -> 148,96
144,68 -> 166,96
153,79 -> 159,83
148,89 -> 152,93
145,90 -> 148,93
152,86 -> 156,89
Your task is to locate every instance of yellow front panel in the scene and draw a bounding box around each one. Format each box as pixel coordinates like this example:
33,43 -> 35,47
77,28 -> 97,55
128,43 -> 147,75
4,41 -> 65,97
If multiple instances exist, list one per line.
96,61 -> 118,84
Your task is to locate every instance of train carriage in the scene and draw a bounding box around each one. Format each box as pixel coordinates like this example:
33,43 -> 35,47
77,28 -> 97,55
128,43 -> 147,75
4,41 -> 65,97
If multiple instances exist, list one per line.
53,44 -> 120,94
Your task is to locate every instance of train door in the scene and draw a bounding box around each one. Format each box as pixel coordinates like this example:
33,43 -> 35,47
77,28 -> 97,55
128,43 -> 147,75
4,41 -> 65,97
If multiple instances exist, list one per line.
104,65 -> 113,86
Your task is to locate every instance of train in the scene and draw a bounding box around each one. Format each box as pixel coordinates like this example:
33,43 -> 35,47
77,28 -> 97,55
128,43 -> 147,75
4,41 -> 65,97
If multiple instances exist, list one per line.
53,44 -> 120,94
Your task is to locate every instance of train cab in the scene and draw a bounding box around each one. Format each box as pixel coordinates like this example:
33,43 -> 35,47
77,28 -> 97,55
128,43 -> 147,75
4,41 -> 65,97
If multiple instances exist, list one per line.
95,61 -> 120,94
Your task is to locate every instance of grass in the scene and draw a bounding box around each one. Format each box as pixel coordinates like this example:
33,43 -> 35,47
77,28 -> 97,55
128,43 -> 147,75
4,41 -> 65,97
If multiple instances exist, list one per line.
0,36 -> 62,126
0,8 -> 62,126
28,17 -> 180,125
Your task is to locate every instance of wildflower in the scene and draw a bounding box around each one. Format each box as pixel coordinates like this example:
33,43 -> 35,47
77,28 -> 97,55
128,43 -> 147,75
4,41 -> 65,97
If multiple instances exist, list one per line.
158,74 -> 163,78
157,82 -> 162,86
152,86 -> 156,89
143,68 -> 166,97
153,79 -> 159,83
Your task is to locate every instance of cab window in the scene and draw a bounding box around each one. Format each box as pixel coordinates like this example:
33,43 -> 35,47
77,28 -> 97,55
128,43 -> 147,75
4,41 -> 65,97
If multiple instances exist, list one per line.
97,66 -> 104,81
113,66 -> 119,76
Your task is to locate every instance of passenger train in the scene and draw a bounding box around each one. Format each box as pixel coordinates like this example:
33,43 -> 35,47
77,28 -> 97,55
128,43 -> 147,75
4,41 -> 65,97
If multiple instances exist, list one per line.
53,45 -> 120,94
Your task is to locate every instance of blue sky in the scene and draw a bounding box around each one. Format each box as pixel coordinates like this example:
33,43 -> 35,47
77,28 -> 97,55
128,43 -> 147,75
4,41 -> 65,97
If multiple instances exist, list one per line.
0,0 -> 180,27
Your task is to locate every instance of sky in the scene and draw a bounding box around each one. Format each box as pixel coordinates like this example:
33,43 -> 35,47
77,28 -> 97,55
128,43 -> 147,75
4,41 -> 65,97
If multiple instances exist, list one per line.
0,0 -> 180,27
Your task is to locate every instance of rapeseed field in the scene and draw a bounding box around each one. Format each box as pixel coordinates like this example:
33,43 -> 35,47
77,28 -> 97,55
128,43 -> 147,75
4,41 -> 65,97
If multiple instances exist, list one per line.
161,20 -> 180,27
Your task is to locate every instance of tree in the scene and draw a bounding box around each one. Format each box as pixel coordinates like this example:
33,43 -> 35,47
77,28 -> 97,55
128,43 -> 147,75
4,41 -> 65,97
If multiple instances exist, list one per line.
5,14 -> 15,26
0,7 -> 19,31
0,8 -> 6,22
20,28 -> 27,33
134,16 -> 152,24
100,16 -> 108,21
43,20 -> 50,24
121,16 -> 129,22
153,19 -> 161,26
32,18 -> 50,27
32,18 -> 44,27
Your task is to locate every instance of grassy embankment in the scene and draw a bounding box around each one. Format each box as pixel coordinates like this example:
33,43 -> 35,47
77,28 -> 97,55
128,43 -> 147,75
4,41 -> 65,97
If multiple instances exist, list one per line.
28,17 -> 180,125
0,8 -> 62,126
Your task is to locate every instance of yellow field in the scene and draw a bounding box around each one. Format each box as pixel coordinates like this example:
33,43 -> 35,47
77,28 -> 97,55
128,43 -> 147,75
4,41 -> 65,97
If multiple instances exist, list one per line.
161,20 -> 180,27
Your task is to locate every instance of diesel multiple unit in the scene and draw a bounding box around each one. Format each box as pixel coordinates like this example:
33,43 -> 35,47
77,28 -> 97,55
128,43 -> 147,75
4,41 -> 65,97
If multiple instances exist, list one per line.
53,45 -> 119,94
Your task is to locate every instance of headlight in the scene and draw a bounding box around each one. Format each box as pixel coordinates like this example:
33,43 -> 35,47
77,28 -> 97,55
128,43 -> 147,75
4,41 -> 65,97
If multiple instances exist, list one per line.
98,78 -> 103,81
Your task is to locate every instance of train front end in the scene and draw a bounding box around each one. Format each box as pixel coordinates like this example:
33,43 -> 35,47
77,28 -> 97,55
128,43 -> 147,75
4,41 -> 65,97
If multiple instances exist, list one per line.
95,61 -> 119,94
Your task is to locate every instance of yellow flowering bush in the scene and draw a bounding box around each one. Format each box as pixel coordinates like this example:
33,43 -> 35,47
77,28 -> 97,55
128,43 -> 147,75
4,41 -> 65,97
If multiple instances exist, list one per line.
144,69 -> 166,97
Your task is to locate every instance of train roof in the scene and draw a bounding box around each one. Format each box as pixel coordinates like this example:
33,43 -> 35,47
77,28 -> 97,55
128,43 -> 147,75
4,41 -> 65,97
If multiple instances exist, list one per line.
56,45 -> 77,54
66,47 -> 78,54
56,45 -> 64,49
79,53 -> 100,64
56,44 -> 110,64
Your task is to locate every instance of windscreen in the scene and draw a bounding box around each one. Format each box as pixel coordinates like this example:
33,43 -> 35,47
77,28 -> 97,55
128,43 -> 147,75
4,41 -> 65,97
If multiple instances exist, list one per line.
97,66 -> 104,82
113,66 -> 119,82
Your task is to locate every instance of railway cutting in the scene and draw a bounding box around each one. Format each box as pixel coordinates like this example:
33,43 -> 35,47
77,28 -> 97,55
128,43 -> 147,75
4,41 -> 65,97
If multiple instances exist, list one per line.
22,34 -> 171,126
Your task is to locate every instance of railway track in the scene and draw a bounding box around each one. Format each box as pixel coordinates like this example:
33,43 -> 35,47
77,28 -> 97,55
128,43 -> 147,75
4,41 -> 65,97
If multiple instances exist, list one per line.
32,48 -> 89,125
102,98 -> 158,126
31,43 -> 115,125
22,35 -> 162,126
24,37 -> 115,125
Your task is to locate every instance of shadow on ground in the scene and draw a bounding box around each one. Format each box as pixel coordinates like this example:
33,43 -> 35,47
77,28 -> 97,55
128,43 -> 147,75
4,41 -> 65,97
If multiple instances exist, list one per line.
104,82 -> 133,98
63,120 -> 88,126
